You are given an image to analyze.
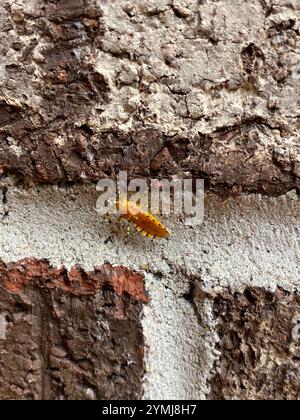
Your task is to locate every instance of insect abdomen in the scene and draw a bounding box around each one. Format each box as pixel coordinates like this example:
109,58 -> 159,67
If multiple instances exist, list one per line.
118,200 -> 170,239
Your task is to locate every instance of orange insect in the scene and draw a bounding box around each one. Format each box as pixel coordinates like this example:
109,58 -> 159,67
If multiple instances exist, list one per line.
117,199 -> 170,239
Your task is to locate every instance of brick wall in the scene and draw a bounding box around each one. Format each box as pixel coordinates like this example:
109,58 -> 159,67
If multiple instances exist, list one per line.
0,0 -> 299,400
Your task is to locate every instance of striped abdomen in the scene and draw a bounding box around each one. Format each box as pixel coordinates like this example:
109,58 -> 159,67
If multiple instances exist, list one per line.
118,199 -> 170,239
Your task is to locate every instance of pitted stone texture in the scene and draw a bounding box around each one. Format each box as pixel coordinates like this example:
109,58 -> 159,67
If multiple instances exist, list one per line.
0,0 -> 298,194
0,259 -> 145,400
208,287 -> 300,400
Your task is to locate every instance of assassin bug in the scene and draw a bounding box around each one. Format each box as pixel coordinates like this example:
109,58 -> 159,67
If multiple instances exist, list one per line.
117,199 -> 170,239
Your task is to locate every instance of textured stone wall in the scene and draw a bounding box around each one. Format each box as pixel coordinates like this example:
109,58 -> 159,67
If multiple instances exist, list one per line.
207,287 -> 300,400
0,0 -> 299,400
0,0 -> 299,194
0,185 -> 299,399
0,259 -> 146,400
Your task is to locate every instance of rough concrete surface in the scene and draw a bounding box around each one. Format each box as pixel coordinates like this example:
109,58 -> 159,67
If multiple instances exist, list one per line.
0,0 -> 299,194
0,183 -> 299,399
